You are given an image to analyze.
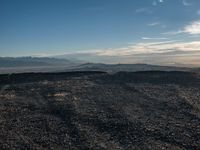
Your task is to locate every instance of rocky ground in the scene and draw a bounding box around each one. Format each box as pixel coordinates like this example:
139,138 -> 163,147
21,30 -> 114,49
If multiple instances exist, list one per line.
0,71 -> 199,150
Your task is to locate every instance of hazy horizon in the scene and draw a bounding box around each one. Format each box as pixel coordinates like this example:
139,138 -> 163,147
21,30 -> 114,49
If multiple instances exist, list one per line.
1,0 -> 200,66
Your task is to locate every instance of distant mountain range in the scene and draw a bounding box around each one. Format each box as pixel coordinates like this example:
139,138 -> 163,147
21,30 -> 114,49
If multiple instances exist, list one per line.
0,57 -> 76,67
71,63 -> 192,72
0,57 -> 199,74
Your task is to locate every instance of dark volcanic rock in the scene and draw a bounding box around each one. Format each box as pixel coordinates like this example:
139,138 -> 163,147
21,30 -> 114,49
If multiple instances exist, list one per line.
0,71 -> 199,149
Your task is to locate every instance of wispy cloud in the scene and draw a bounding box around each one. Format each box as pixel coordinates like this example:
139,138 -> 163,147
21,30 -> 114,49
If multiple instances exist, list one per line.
183,21 -> 200,34
163,30 -> 183,35
148,22 -> 167,28
152,1 -> 157,6
164,20 -> 200,35
152,0 -> 164,6
135,8 -> 152,14
95,40 -> 200,57
148,22 -> 160,26
142,37 -> 168,40
158,0 -> 164,3
182,0 -> 192,6
47,40 -> 200,66
197,10 -> 200,15
67,40 -> 200,66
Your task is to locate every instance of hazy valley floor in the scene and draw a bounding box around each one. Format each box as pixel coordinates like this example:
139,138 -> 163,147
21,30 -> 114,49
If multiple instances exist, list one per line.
0,71 -> 199,150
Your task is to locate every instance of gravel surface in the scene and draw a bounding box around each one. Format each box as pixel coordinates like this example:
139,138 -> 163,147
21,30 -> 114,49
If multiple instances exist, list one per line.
0,71 -> 199,150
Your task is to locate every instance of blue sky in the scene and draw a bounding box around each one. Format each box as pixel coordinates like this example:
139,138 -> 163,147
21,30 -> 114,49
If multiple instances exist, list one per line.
0,0 -> 200,65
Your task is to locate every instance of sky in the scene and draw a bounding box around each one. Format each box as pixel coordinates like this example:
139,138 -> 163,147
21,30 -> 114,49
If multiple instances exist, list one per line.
0,0 -> 200,66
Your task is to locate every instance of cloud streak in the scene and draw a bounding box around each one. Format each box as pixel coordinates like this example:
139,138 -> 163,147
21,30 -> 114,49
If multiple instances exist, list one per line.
152,1 -> 157,6
182,0 -> 192,6
47,40 -> 200,66
135,8 -> 152,14
164,20 -> 200,35
95,41 -> 200,57
197,10 -> 200,15
142,37 -> 168,40
148,22 -> 160,26
184,21 -> 200,34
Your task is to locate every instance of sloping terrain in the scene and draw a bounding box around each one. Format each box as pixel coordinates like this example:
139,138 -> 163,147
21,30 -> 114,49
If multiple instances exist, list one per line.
0,71 -> 199,150
0,57 -> 79,74
72,63 -> 192,72
0,57 -> 75,67
1,57 -> 197,74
